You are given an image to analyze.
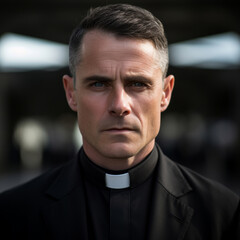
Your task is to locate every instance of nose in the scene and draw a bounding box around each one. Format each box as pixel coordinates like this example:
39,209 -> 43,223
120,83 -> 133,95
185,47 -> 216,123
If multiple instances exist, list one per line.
108,87 -> 131,117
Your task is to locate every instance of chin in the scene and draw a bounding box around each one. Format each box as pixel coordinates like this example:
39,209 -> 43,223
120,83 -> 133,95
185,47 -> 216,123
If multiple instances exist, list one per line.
101,142 -> 142,160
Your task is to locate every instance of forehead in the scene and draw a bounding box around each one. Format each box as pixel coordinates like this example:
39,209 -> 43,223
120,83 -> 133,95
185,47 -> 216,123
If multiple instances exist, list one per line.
78,30 -> 160,72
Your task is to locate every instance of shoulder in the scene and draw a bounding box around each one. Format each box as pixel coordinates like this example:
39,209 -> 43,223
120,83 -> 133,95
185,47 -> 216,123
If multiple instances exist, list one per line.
0,165 -> 62,206
0,150 -> 86,238
177,163 -> 240,238
156,145 -> 239,231
178,163 -> 239,204
0,155 -> 79,208
156,144 -> 239,204
157,146 -> 239,238
0,164 -> 66,234
157,145 -> 239,203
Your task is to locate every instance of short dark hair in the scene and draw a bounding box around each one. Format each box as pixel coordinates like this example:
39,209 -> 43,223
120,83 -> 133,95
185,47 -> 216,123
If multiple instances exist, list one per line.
69,4 -> 169,79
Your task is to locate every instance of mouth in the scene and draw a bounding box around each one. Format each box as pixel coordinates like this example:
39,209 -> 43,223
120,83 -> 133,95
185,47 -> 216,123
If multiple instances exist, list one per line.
105,128 -> 134,132
103,127 -> 136,133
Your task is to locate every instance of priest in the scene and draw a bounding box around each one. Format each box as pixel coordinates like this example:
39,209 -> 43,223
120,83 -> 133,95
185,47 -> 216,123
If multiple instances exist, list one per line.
0,4 -> 239,240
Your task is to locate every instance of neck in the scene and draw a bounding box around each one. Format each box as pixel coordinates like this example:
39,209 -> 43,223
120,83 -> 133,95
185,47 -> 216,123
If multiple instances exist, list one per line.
80,144 -> 159,189
82,141 -> 155,171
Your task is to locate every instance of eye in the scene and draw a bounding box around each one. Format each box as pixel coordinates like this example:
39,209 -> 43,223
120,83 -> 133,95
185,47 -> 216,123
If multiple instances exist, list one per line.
88,81 -> 110,91
129,81 -> 149,89
132,82 -> 146,87
89,81 -> 108,89
92,82 -> 105,87
127,80 -> 152,92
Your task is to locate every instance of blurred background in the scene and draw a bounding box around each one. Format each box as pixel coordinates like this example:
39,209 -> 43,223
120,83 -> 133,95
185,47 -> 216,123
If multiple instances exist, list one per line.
0,0 -> 239,194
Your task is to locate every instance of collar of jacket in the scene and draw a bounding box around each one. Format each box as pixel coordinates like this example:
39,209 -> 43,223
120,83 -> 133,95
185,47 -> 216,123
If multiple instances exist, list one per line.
155,145 -> 192,197
45,144 -> 192,199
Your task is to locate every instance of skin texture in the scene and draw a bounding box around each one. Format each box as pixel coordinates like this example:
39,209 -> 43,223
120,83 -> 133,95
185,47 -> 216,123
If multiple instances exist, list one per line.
63,30 -> 174,170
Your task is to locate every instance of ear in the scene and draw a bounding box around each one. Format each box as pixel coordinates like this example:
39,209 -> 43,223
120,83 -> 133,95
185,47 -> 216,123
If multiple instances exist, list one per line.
161,75 -> 175,112
62,75 -> 78,112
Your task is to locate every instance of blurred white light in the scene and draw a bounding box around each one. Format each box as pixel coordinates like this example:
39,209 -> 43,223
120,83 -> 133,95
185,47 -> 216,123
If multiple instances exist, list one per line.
0,33 -> 68,71
14,119 -> 48,169
169,32 -> 240,69
1,32 -> 239,71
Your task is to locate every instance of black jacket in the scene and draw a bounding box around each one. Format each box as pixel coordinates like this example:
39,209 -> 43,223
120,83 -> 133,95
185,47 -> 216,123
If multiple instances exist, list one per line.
0,146 -> 239,239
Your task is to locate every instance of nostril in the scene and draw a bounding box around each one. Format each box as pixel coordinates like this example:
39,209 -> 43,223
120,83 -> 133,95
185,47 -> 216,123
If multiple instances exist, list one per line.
109,108 -> 130,117
108,89 -> 131,117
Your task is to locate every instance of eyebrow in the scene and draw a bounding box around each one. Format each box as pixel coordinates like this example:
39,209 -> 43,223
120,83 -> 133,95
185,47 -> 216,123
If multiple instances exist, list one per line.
83,75 -> 153,84
83,75 -> 113,83
124,75 -> 153,84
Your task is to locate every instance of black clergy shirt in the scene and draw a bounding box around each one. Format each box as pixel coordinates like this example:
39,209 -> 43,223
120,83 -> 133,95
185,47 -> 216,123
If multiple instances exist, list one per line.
0,143 -> 239,239
80,145 -> 159,240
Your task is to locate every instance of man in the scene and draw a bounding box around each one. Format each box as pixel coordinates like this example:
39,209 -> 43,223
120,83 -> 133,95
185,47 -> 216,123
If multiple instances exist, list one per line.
0,4 -> 239,240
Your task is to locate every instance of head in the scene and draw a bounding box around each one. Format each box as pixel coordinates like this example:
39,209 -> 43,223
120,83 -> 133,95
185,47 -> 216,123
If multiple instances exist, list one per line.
69,3 -> 169,82
63,4 -> 174,170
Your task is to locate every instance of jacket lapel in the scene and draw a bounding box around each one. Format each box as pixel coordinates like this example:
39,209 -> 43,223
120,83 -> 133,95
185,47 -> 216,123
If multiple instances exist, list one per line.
41,151 -> 89,239
40,146 -> 194,240
147,146 -> 194,240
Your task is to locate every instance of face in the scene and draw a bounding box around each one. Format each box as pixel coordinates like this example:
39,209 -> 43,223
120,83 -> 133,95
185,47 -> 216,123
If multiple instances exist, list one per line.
63,30 -> 174,170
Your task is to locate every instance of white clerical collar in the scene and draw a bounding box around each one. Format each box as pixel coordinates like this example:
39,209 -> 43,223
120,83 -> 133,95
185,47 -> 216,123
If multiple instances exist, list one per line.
80,145 -> 158,190
105,173 -> 130,189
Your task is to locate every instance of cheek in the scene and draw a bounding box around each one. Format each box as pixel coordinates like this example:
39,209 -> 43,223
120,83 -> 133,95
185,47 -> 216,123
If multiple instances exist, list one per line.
139,95 -> 161,132
76,95 -> 105,130
76,96 -> 92,129
149,103 -> 161,129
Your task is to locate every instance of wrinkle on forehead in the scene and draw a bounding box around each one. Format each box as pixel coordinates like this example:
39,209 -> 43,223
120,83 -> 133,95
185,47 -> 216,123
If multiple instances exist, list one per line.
77,56 -> 162,82
75,30 -> 164,84
80,30 -> 161,68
